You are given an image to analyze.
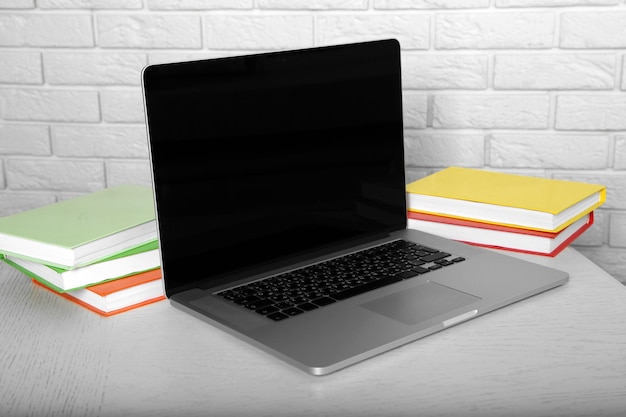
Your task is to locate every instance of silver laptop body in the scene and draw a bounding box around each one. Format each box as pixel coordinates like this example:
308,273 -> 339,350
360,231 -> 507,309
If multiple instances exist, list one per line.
142,39 -> 568,376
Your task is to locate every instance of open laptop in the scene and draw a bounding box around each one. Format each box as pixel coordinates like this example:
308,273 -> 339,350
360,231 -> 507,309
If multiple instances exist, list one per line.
142,39 -> 568,376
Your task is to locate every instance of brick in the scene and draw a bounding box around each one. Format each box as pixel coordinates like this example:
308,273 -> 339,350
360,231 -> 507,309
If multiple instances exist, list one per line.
317,15 -> 429,50
0,193 -> 57,218
561,12 -> 626,49
0,124 -> 50,155
610,213 -> 626,248
39,0 -> 142,7
0,88 -> 100,122
553,172 -> 626,210
436,12 -> 555,49
404,133 -> 484,167
0,52 -> 42,84
44,53 -> 147,86
260,0 -> 367,9
52,125 -> 149,158
106,160 -> 153,188
206,15 -> 313,49
149,0 -> 252,8
573,210 -> 606,246
574,247 -> 626,285
0,0 -> 35,7
97,15 -> 202,49
494,54 -> 615,90
490,134 -> 610,169
615,136 -> 626,169
101,90 -> 145,123
556,95 -> 626,131
622,56 -> 626,90
432,95 -> 549,129
7,159 -> 105,191
0,14 -> 93,47
402,92 -> 428,129
375,0 -> 489,8
403,54 -> 487,89
497,0 -> 620,6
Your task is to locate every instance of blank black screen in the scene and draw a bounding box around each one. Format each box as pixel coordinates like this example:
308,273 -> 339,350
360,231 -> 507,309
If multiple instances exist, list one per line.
143,39 -> 407,296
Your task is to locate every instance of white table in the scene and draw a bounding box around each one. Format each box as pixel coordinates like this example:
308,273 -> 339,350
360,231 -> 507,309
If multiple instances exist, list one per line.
2,247 -> 626,417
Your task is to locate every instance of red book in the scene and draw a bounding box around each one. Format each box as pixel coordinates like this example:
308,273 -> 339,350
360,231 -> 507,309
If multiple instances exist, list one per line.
34,268 -> 165,316
407,211 -> 594,257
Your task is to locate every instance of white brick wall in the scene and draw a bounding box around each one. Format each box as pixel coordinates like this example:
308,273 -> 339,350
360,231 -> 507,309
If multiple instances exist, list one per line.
556,95 -> 626,130
402,55 -> 488,89
44,53 -> 147,85
489,134 -> 610,169
98,15 -> 203,49
435,12 -> 555,49
560,12 -> 626,48
0,1 -> 624,283
0,14 -> 93,47
432,95 -> 551,129
1,89 -> 100,122
494,54 -> 615,90
206,15 -> 313,49
0,52 -> 42,84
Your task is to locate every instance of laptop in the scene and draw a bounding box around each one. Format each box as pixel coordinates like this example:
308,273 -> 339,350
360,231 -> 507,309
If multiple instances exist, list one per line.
142,39 -> 568,376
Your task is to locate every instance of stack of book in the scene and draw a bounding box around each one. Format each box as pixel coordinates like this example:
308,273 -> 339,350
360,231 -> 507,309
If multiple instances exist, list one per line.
0,185 -> 165,316
406,167 -> 606,257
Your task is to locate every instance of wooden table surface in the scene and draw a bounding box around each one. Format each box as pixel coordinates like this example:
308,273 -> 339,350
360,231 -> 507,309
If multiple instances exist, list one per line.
1,247 -> 626,417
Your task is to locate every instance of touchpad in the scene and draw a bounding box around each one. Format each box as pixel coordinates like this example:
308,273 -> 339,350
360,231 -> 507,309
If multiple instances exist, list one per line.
360,281 -> 480,326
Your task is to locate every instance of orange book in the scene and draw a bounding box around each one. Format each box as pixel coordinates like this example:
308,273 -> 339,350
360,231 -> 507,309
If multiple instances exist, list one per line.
407,211 -> 593,257
34,268 -> 165,316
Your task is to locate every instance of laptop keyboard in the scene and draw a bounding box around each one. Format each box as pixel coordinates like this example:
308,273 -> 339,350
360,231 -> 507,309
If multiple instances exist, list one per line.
216,239 -> 465,321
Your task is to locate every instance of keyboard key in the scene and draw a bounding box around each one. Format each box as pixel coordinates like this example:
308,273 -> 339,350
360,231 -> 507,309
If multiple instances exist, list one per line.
234,295 -> 262,306
420,252 -> 451,262
297,302 -> 319,311
417,245 -> 439,253
244,298 -> 274,310
237,287 -> 257,296
219,290 -> 239,301
305,291 -> 324,300
256,305 -> 279,315
395,270 -> 420,279
332,276 -> 402,301
290,296 -> 310,305
275,301 -> 294,309
267,312 -> 289,321
283,307 -> 305,316
312,297 -> 336,307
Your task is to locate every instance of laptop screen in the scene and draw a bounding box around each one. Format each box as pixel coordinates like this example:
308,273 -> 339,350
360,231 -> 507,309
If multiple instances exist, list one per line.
143,39 -> 406,296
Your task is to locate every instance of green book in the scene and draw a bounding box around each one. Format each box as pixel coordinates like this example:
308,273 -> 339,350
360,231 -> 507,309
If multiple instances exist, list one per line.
2,240 -> 160,292
0,185 -> 157,269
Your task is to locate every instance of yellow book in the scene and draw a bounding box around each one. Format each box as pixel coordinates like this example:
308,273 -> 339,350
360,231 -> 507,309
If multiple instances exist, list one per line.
406,167 -> 606,232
